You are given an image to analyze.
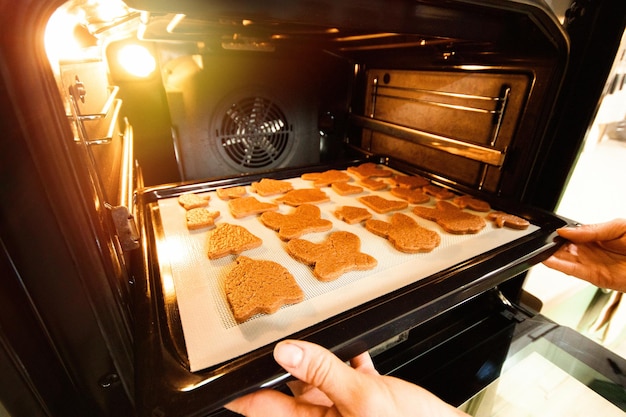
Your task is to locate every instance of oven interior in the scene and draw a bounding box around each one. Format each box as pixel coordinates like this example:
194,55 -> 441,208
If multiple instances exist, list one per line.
40,0 -> 573,416
54,0 -> 567,198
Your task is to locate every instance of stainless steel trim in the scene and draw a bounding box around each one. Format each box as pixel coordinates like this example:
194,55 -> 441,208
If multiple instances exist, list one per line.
85,99 -> 123,145
120,117 -> 134,211
73,86 -> 120,120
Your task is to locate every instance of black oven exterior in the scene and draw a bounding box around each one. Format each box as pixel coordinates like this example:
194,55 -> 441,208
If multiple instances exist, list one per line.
0,1 -> 625,417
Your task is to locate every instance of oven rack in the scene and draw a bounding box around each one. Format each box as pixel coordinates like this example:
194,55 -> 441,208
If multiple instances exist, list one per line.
358,77 -> 511,167
350,114 -> 506,167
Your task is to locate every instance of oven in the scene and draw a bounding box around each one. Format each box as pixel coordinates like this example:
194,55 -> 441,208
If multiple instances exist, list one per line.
1,0 -> 625,416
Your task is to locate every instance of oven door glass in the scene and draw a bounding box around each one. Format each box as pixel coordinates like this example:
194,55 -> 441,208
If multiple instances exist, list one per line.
460,316 -> 626,415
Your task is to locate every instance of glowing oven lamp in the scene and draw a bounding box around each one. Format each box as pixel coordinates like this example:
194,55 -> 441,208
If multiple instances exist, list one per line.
116,44 -> 156,78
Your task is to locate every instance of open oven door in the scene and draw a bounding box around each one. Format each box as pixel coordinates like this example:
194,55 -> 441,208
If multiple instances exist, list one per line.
369,288 -> 626,416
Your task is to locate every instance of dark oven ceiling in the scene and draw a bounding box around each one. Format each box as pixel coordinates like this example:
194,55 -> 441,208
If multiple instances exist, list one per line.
97,0 -> 564,61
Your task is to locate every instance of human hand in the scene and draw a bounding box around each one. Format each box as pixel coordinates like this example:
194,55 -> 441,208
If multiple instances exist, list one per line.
542,219 -> 626,292
225,339 -> 468,417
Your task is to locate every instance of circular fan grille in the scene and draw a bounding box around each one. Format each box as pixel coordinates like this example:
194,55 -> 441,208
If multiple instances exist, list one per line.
216,96 -> 292,169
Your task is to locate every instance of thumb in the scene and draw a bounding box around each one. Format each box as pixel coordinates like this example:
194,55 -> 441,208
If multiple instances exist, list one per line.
558,220 -> 626,243
274,340 -> 367,407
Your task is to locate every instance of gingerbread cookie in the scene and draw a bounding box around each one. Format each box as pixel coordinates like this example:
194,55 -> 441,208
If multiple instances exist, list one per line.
359,178 -> 388,191
178,193 -> 210,210
225,256 -> 304,323
347,162 -> 393,179
250,178 -> 294,196
365,213 -> 440,253
412,201 -> 486,234
358,195 -> 408,214
423,184 -> 455,200
186,208 -> 220,230
286,231 -> 377,282
260,204 -> 333,241
301,170 -> 351,187
206,223 -> 263,260
453,195 -> 491,212
216,186 -> 247,200
331,182 -> 363,196
275,188 -> 330,206
228,196 -> 279,219
335,206 -> 372,224
487,211 -> 530,230
389,174 -> 429,189
390,187 -> 430,204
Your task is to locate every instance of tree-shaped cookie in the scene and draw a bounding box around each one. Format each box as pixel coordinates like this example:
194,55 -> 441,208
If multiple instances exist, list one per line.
225,256 -> 305,323
413,201 -> 486,234
365,213 -> 440,253
260,204 -> 333,240
286,231 -> 377,282
207,223 -> 263,259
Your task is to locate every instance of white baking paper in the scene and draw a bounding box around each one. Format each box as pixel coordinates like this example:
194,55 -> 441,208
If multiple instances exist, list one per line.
155,174 -> 539,371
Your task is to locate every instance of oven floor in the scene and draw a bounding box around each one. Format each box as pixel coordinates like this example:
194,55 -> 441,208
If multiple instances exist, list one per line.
525,133 -> 626,359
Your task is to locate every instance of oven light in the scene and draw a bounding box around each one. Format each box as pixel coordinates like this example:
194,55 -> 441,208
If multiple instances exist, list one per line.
116,44 -> 156,78
45,7 -> 92,65
94,0 -> 128,22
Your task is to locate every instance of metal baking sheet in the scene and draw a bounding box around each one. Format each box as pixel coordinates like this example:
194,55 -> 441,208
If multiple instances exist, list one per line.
155,172 -> 539,372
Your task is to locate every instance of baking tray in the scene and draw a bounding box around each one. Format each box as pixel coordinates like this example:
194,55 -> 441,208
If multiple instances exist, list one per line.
134,157 -> 569,416
153,169 -> 540,371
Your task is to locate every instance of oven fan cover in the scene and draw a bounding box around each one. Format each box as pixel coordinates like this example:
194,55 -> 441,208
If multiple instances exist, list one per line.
166,53 -> 321,180
215,96 -> 294,170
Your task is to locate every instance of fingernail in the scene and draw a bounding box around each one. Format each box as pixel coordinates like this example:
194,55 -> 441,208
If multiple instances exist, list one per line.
274,342 -> 304,368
